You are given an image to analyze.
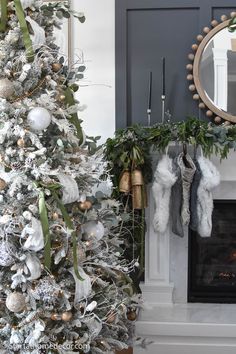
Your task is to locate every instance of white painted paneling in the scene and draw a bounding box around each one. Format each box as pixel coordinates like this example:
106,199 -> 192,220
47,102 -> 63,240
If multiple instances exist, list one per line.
71,0 -> 115,144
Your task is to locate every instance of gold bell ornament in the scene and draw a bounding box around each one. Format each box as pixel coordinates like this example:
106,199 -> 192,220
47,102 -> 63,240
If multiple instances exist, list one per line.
131,169 -> 147,209
119,170 -> 131,193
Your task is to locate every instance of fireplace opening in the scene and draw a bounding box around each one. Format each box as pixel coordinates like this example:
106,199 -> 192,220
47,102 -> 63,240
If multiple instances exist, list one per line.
188,200 -> 236,303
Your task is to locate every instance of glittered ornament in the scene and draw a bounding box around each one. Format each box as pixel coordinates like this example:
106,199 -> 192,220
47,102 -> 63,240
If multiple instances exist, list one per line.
33,277 -> 60,304
6,292 -> 26,313
78,200 -> 92,211
0,241 -> 16,266
0,78 -> 14,99
27,107 -> 51,132
61,311 -> 73,322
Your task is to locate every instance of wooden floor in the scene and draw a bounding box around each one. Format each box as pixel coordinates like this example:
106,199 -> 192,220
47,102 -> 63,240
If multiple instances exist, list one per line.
116,348 -> 133,354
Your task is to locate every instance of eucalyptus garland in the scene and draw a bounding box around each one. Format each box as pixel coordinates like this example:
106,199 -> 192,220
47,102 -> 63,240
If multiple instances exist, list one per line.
105,117 -> 236,191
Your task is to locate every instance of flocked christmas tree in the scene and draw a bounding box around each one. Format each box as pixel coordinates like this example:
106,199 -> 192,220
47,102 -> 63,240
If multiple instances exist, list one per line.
0,1 -> 140,353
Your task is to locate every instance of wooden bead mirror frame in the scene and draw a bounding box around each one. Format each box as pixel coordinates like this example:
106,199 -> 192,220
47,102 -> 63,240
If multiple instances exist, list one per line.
187,12 -> 236,125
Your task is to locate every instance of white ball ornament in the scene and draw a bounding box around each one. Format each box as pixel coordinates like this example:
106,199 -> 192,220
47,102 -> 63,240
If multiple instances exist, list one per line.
82,221 -> 105,241
6,292 -> 26,313
27,107 -> 51,132
0,78 -> 14,99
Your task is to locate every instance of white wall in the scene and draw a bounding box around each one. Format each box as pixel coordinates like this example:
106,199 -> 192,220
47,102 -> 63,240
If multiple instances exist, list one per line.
71,0 -> 115,144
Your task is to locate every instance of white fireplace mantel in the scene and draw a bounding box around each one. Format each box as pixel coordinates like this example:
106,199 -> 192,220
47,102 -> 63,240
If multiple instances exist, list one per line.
135,151 -> 236,354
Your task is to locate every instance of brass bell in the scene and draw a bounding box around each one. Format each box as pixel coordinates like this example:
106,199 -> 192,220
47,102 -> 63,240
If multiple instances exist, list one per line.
119,170 -> 131,193
132,185 -> 148,210
131,169 -> 144,186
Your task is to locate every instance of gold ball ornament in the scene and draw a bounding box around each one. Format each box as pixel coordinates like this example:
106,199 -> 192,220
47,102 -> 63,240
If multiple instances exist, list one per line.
230,12 -> 236,18
193,94 -> 199,100
127,310 -> 137,321
0,78 -> 14,99
17,138 -> 25,148
61,311 -> 73,322
0,178 -> 7,190
224,121 -> 231,126
78,200 -> 92,211
51,313 -> 61,321
6,292 -> 26,313
59,94 -> 65,101
52,63 -> 63,72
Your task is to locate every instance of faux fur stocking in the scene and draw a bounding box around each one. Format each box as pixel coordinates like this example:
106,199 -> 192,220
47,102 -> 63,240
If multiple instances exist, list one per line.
152,155 -> 177,234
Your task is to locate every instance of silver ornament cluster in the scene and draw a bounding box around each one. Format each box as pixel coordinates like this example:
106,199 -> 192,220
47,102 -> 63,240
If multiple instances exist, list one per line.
0,241 -> 16,267
33,277 -> 59,304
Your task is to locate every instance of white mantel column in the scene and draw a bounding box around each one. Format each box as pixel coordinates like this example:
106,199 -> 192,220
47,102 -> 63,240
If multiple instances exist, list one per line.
140,155 -> 174,305
212,48 -> 228,111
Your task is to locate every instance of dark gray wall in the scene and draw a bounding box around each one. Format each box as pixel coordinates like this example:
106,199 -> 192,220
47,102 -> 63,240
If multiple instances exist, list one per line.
116,0 -> 236,128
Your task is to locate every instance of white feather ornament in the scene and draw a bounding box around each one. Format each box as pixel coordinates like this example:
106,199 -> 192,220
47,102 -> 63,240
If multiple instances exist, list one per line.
20,0 -> 35,9
70,267 -> 92,304
25,254 -> 42,280
23,218 -> 44,252
58,173 -> 80,204
86,301 -> 97,312
10,329 -> 24,345
18,64 -> 31,83
25,16 -> 46,48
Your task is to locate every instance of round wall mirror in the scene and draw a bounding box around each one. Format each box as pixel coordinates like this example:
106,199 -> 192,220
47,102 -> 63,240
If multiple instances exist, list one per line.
187,14 -> 236,124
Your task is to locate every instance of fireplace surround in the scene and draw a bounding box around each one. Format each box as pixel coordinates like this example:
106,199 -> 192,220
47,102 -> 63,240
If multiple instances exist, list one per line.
135,152 -> 236,354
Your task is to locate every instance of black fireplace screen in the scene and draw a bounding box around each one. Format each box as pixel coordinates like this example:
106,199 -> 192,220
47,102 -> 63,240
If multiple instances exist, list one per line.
188,200 -> 236,303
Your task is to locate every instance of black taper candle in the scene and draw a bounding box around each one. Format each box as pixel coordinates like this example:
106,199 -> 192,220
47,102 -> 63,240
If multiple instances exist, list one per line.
148,71 -> 152,110
162,57 -> 166,96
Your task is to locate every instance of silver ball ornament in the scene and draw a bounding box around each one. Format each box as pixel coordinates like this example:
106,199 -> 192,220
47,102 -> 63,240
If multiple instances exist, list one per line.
0,241 -> 16,266
6,292 -> 26,313
0,78 -> 14,99
27,107 -> 52,132
82,221 -> 105,242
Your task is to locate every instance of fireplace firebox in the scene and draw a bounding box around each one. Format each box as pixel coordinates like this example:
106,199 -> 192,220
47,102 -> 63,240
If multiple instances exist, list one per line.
188,200 -> 236,303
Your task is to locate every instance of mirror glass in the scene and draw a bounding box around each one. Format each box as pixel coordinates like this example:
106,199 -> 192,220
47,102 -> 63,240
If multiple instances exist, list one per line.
200,27 -> 236,115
